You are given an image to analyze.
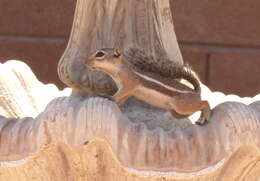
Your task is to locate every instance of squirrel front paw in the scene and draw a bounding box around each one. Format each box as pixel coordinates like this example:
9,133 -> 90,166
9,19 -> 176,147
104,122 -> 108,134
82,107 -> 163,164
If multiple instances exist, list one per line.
99,95 -> 114,101
111,95 -> 127,105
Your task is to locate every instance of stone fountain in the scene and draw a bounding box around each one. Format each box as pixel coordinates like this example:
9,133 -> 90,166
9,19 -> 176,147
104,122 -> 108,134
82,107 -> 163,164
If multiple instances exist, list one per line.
0,0 -> 260,180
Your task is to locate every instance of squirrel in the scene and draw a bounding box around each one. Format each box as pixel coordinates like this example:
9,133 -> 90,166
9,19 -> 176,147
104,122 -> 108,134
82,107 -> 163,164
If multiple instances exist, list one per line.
84,48 -> 211,125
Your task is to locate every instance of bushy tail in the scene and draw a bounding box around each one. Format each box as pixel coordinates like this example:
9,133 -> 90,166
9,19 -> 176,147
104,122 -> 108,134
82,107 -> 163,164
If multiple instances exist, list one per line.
177,64 -> 201,93
126,48 -> 201,93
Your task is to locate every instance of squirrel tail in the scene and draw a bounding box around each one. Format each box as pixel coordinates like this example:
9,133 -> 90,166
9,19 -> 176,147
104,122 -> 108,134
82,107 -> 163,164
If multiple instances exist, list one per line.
125,48 -> 201,93
175,64 -> 201,93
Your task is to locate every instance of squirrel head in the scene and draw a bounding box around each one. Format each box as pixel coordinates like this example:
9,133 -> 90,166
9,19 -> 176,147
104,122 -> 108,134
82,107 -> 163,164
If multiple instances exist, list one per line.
86,48 -> 125,73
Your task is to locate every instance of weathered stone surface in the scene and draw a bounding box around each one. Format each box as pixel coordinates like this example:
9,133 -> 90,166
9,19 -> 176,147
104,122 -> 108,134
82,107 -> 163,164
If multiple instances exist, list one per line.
0,60 -> 260,180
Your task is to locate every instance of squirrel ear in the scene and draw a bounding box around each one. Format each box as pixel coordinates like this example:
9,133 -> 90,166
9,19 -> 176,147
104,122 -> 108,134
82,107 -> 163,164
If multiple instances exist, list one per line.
114,49 -> 121,57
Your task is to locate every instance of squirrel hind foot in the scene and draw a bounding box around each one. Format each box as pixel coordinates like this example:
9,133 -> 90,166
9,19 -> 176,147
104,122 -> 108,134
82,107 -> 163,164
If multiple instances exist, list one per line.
195,117 -> 209,126
195,111 -> 211,126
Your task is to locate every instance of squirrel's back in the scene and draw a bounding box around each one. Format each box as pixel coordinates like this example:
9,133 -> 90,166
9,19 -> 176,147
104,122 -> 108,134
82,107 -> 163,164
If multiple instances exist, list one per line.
125,48 -> 201,93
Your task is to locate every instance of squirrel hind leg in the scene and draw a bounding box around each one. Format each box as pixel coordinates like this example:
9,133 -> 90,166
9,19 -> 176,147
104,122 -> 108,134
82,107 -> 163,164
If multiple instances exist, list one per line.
170,110 -> 189,119
170,100 -> 211,126
195,101 -> 211,126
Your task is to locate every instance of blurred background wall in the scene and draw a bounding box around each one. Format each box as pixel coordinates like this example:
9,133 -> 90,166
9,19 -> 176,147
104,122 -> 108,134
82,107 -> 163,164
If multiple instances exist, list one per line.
0,0 -> 259,97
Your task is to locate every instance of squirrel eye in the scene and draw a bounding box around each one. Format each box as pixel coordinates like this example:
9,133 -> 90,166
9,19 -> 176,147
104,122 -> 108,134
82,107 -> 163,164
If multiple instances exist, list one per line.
95,51 -> 105,58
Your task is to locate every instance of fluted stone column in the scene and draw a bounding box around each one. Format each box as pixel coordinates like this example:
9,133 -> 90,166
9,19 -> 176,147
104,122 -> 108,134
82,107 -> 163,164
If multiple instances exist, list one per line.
58,0 -> 183,96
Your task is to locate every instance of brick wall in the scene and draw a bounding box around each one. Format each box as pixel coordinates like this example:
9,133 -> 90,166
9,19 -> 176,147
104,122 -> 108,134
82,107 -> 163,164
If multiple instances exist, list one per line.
0,0 -> 259,97
0,0 -> 75,88
171,0 -> 260,97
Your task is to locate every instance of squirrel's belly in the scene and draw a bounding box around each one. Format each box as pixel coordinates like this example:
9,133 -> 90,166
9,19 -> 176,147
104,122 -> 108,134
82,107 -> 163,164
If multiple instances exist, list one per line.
134,87 -> 173,109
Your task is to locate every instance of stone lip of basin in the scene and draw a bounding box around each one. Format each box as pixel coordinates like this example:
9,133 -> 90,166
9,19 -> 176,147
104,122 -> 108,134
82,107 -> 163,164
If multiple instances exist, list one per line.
0,60 -> 260,180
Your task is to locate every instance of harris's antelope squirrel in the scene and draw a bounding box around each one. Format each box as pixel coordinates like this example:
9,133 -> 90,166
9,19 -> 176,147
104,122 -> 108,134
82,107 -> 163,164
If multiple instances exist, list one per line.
85,48 -> 211,125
